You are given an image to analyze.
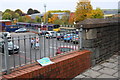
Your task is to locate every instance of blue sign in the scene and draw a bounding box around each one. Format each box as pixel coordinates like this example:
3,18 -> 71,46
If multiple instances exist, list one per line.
37,57 -> 54,66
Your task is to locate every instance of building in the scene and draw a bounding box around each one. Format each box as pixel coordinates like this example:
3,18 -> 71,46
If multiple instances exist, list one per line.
0,20 -> 12,32
51,12 -> 70,19
29,13 -> 44,19
103,9 -> 118,18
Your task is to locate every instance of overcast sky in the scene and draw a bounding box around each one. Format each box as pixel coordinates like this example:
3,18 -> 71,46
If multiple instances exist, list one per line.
0,0 -> 119,13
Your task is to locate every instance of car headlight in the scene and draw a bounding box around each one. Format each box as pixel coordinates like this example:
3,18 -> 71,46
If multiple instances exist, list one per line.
17,46 -> 19,49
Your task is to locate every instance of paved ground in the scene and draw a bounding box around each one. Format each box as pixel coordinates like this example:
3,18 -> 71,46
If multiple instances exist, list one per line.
73,54 -> 119,79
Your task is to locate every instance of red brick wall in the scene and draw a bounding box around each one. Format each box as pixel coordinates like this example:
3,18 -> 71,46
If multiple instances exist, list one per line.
2,50 -> 92,79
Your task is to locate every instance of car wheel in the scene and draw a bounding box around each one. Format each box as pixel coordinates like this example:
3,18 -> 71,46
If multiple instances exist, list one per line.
68,40 -> 70,43
73,41 -> 75,44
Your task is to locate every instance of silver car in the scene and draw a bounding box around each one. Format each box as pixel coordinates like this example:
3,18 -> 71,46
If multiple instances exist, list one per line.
0,39 -> 19,54
15,28 -> 28,33
45,31 -> 57,38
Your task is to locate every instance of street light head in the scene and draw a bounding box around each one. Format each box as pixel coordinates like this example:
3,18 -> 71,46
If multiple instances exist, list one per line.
44,4 -> 46,7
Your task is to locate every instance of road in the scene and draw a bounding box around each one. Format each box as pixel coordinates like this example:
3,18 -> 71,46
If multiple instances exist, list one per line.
2,32 -> 79,71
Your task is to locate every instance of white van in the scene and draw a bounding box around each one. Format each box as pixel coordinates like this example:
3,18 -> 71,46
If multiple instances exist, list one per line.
45,31 -> 57,38
0,32 -> 11,39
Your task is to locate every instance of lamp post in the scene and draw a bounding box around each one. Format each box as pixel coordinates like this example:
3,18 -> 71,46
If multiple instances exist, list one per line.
44,4 -> 46,24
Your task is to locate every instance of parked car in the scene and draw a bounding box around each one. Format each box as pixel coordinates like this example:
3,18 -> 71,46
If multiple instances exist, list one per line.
38,30 -> 47,35
56,33 -> 64,40
15,28 -> 28,33
0,38 -> 19,54
56,47 -> 74,55
0,32 -> 11,39
63,33 -> 75,42
72,35 -> 79,44
45,31 -> 57,38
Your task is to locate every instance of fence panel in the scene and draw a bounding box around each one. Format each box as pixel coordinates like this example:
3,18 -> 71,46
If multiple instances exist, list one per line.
2,30 -> 79,74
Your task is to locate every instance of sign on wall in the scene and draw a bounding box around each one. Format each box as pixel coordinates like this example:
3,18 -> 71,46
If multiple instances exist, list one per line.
37,57 -> 54,66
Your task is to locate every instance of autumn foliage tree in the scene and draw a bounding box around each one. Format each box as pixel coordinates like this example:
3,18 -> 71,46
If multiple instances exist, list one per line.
51,14 -> 59,24
69,13 -> 75,24
43,12 -> 53,23
61,15 -> 69,25
88,8 -> 104,18
75,0 -> 93,22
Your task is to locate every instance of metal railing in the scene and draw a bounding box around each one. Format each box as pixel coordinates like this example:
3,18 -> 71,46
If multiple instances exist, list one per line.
1,28 -> 83,74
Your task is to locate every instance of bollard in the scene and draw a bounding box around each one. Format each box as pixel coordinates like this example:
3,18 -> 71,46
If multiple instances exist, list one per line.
3,33 -> 10,74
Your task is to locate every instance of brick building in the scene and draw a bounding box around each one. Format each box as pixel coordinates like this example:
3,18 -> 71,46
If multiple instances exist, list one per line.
0,20 -> 12,32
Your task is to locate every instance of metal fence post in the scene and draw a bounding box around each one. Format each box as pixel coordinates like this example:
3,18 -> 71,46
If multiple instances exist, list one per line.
3,33 -> 10,74
79,25 -> 83,50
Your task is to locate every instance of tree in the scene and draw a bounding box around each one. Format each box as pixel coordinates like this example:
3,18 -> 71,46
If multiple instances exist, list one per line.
27,8 -> 34,15
88,8 -> 104,18
15,9 -> 23,16
18,16 -> 26,22
35,16 -> 41,23
34,9 -> 40,14
3,9 -> 12,14
2,12 -> 12,20
2,9 -> 13,16
69,13 -> 75,24
43,11 -> 53,23
61,15 -> 69,25
47,12 -> 52,23
17,15 -> 34,22
3,9 -> 20,20
54,19 -> 63,25
12,12 -> 20,19
75,0 -> 93,22
47,12 -> 53,18
51,14 -> 59,24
